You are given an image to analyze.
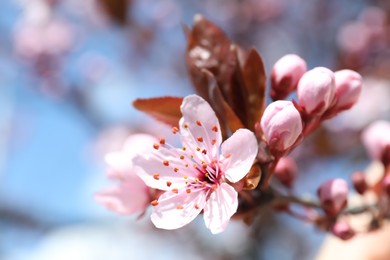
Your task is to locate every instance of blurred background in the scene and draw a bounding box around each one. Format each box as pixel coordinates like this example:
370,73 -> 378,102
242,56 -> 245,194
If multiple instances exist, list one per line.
1,0 -> 390,259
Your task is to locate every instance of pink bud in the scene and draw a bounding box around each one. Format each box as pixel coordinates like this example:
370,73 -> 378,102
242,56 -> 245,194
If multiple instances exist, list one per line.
273,156 -> 297,188
297,67 -> 335,115
271,54 -> 307,100
333,69 -> 363,111
382,175 -> 390,197
331,221 -> 355,240
318,178 -> 348,216
351,171 -> 368,194
361,120 -> 390,162
261,100 -> 303,152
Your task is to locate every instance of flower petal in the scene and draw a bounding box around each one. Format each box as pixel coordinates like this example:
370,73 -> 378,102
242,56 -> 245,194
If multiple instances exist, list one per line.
133,147 -> 198,191
179,95 -> 222,162
203,183 -> 238,234
220,129 -> 258,183
95,177 -> 149,215
151,188 -> 206,230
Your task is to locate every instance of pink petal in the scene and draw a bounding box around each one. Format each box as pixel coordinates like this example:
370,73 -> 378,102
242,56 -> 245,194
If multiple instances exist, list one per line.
203,183 -> 238,234
105,152 -> 132,180
95,178 -> 149,215
133,147 -> 198,191
151,189 -> 206,230
179,95 -> 222,162
220,129 -> 258,183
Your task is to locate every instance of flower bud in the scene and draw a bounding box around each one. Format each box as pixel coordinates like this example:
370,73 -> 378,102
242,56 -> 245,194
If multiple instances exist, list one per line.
297,67 -> 335,115
331,221 -> 355,240
317,178 -> 348,216
361,120 -> 390,163
333,69 -> 363,111
351,171 -> 368,194
271,54 -> 307,100
382,175 -> 390,197
261,100 -> 303,152
273,156 -> 297,188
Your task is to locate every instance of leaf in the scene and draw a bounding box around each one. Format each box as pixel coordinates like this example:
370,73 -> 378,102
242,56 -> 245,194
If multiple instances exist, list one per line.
133,97 -> 183,127
204,70 -> 245,136
241,48 -> 267,130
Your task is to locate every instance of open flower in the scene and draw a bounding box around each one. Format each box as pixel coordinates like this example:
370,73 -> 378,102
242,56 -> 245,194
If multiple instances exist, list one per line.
134,95 -> 258,234
95,134 -> 158,215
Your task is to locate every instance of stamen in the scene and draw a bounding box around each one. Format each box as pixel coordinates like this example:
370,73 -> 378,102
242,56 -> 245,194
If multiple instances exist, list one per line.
182,147 -> 187,151
172,127 -> 179,134
180,155 -> 185,160
174,167 -> 179,172
202,149 -> 207,155
196,147 -> 201,151
183,175 -> 188,179
211,139 -> 216,145
166,181 -> 172,187
184,123 -> 188,129
159,138 -> 165,145
153,173 -> 160,180
197,136 -> 203,142
151,200 -> 158,206
194,204 -> 199,209
185,164 -> 189,167
186,189 -> 191,193
196,120 -> 202,126
172,188 -> 178,194
153,144 -> 159,150
212,125 -> 218,132
176,205 -> 184,210
163,160 -> 169,166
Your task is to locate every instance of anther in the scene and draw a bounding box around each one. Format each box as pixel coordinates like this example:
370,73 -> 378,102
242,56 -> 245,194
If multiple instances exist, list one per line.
184,123 -> 188,129
196,147 -> 201,151
184,175 -> 188,179
159,138 -> 165,145
153,173 -> 160,180
176,205 -> 184,210
153,144 -> 159,150
163,160 -> 169,166
151,200 -> 158,206
194,204 -> 199,209
225,153 -> 231,158
212,125 -> 218,132
211,139 -> 216,145
182,147 -> 186,151
186,189 -> 191,194
185,164 -> 189,167
166,181 -> 172,187
196,120 -> 202,126
172,188 -> 178,194
180,155 -> 185,160
172,127 -> 179,134
174,167 -> 179,172
202,149 -> 207,155
197,136 -> 203,142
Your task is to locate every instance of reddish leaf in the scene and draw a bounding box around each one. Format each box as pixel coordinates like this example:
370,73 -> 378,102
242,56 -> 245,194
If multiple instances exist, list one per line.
133,97 -> 183,127
98,0 -> 131,25
241,48 -> 267,130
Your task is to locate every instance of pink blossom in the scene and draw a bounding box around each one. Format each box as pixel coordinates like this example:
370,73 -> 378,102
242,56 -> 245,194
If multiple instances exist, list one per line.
297,67 -> 335,115
351,171 -> 368,195
260,100 -> 302,152
95,134 -> 158,215
361,120 -> 390,162
317,179 -> 348,216
134,95 -> 258,234
273,156 -> 297,188
271,54 -> 307,100
333,69 -> 363,111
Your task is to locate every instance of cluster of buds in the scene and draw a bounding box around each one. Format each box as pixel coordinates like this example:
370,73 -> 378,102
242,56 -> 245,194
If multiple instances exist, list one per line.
262,54 -> 363,157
